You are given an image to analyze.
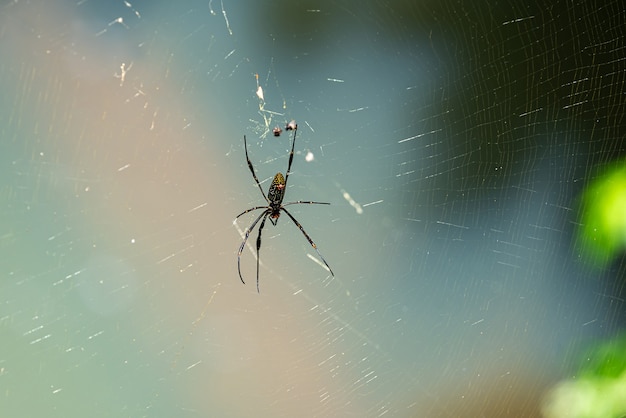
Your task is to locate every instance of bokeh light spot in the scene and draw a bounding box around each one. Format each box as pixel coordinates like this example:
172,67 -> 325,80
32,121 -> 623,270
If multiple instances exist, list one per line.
576,162 -> 626,268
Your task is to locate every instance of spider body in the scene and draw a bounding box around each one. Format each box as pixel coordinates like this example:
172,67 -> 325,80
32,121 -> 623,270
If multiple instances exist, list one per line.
235,125 -> 334,292
267,172 -> 286,224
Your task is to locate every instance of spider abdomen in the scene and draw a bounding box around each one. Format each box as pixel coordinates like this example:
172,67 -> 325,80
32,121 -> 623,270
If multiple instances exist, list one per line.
268,172 -> 286,205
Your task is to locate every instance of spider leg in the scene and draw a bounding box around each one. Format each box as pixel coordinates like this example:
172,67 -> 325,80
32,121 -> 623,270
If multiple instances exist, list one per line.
235,205 -> 269,219
281,207 -> 334,277
238,209 -> 270,285
255,213 -> 270,293
244,135 -> 270,203
283,127 -> 297,187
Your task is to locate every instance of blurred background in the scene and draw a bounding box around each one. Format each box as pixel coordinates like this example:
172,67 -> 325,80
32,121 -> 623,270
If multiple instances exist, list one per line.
1,0 -> 625,416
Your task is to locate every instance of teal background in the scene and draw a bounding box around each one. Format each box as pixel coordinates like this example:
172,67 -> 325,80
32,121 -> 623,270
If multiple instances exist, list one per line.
1,1 -> 625,416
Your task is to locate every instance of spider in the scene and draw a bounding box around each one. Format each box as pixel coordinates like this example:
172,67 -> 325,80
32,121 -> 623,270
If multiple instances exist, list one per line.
235,124 -> 334,292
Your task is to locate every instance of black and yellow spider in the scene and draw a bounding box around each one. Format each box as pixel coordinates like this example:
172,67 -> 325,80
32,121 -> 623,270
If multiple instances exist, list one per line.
235,123 -> 334,292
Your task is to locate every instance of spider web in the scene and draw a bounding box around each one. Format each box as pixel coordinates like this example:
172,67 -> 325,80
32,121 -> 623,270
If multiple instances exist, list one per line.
1,0 -> 625,417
